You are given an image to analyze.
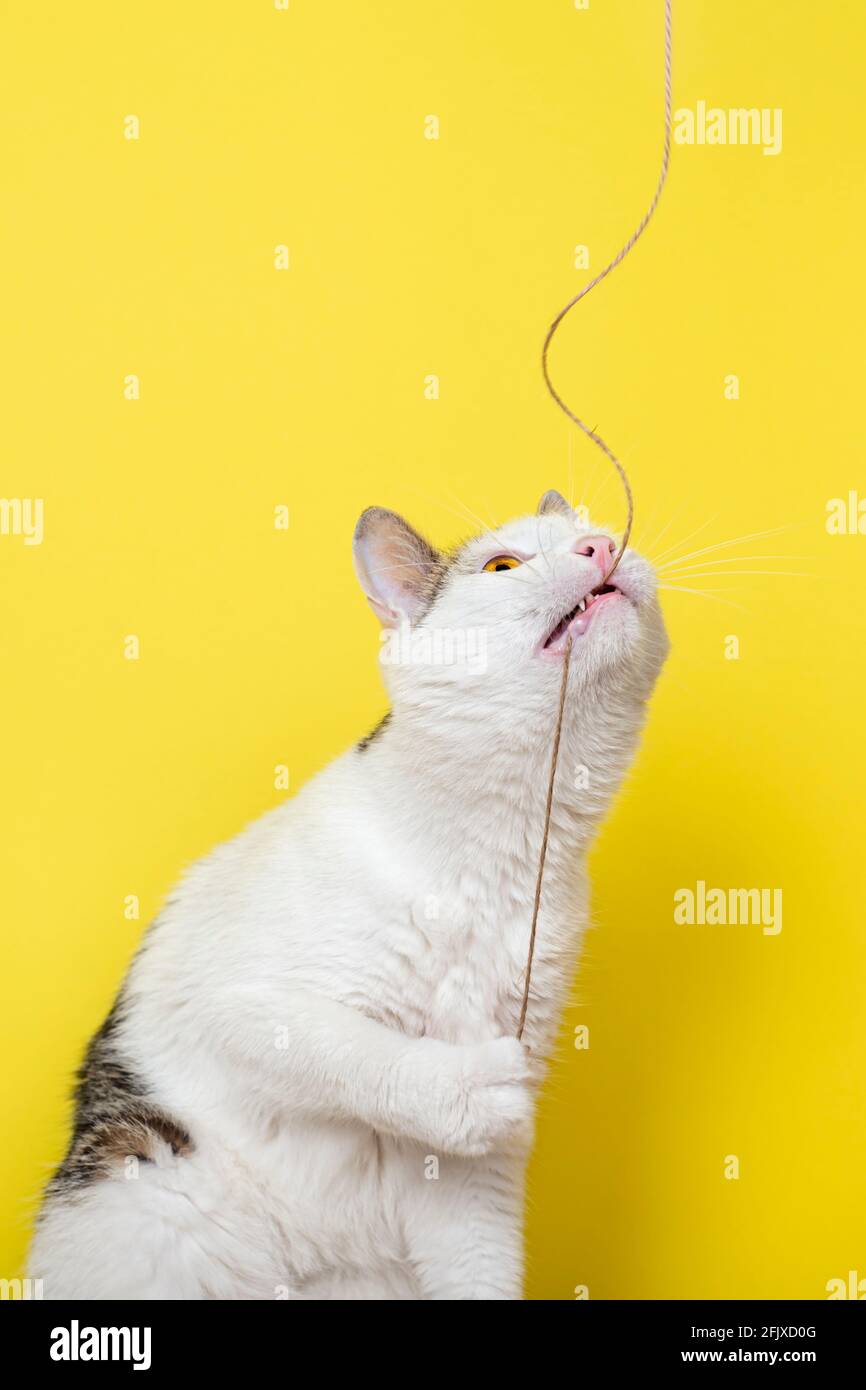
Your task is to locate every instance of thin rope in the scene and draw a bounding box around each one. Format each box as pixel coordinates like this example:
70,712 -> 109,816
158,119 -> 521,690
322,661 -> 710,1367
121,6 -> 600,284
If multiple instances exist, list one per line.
518,1 -> 673,1042
541,0 -> 672,588
516,634 -> 573,1042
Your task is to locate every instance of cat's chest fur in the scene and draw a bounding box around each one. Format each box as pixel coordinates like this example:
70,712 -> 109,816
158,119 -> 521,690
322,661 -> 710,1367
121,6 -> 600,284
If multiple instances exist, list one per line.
284,753 -> 591,1049
379,898 -> 525,1043
363,876 -> 580,1047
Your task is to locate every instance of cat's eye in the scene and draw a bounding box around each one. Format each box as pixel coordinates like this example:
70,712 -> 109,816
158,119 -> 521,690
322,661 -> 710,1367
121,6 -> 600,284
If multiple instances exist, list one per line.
482,555 -> 522,573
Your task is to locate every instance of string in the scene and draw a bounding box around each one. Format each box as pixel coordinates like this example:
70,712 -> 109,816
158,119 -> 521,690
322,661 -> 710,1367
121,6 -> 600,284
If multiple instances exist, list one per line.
540,0 -> 672,588
516,633 -> 572,1042
517,0 -> 673,1041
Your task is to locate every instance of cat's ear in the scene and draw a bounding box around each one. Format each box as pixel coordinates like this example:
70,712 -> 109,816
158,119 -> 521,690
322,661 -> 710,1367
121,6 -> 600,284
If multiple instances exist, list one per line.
537,489 -> 572,517
352,507 -> 445,627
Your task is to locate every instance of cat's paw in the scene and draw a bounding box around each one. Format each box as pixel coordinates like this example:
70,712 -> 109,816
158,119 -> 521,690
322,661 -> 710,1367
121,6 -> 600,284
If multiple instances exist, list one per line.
434,1036 -> 535,1158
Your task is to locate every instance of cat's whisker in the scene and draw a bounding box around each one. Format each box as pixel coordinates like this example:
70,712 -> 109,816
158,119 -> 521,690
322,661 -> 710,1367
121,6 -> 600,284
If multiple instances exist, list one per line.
657,583 -> 750,612
635,510 -> 674,555
534,521 -> 560,581
649,522 -> 800,572
658,553 -> 810,569
634,495 -> 699,561
647,514 -> 720,569
628,498 -> 667,555
565,421 -> 606,516
581,435 -> 640,524
479,494 -> 501,529
661,566 -> 815,581
443,490 -> 505,547
658,554 -> 812,578
397,485 -> 511,564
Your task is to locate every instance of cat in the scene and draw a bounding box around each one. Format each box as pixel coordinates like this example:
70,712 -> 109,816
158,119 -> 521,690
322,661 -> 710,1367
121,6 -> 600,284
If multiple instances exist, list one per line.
29,489 -> 669,1300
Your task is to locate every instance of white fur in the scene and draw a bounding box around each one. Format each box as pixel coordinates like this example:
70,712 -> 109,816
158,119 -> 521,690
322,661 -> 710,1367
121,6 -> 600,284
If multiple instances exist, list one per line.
29,504 -> 668,1300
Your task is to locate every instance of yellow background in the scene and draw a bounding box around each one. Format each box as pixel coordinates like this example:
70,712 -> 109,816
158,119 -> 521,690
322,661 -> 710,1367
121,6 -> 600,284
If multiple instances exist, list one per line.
2,0 -> 864,1299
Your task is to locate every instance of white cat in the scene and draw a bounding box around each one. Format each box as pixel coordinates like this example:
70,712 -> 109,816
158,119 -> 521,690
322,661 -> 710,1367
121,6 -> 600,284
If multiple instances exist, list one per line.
29,490 -> 668,1300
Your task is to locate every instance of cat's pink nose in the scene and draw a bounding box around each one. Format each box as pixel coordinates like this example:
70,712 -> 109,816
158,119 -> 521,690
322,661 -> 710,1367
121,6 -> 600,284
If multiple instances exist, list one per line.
573,534 -> 617,577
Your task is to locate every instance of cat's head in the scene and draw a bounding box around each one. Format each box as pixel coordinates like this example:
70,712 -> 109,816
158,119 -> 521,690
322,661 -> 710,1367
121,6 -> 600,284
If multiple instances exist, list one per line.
353,491 -> 669,733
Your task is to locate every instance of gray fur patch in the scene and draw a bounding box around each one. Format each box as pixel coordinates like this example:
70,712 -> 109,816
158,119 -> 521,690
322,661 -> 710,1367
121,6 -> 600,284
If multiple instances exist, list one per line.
46,999 -> 192,1197
357,710 -> 392,751
413,550 -> 451,619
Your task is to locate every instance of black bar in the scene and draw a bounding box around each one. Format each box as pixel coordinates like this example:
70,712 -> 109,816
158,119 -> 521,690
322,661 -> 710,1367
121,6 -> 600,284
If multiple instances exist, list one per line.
2,1297 -> 862,1372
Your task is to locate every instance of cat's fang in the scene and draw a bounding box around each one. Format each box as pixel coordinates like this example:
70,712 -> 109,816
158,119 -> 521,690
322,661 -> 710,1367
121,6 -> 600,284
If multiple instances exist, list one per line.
541,585 -> 625,655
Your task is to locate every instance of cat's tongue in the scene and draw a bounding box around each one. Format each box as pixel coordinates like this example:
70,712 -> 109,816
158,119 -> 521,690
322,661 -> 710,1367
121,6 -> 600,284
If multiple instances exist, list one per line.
546,607 -> 591,652
544,588 -> 620,653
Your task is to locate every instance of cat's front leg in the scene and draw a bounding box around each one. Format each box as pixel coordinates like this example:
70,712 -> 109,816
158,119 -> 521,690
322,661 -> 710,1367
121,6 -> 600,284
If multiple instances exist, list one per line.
213,986 -> 532,1156
405,1150 -> 528,1300
418,1034 -> 534,1158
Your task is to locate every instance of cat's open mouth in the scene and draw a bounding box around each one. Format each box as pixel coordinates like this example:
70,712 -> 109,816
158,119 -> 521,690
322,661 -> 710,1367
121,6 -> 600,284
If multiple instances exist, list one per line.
542,583 -> 622,655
